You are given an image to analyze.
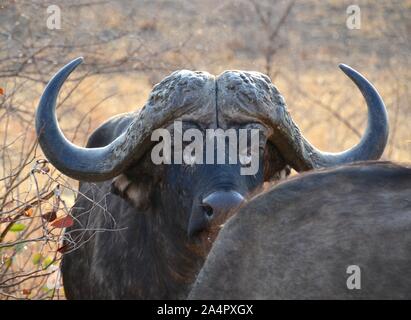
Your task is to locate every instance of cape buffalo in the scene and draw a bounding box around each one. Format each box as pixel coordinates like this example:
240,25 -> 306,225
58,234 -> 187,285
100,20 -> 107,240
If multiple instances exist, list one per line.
189,161 -> 411,300
35,57 -> 388,299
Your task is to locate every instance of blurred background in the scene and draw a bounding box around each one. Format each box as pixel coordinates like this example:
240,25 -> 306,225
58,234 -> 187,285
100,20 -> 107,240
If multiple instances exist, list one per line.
0,0 -> 410,299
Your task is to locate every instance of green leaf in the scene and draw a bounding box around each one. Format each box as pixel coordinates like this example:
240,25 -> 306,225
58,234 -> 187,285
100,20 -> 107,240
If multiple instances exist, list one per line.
41,286 -> 55,298
47,289 -> 55,298
32,253 -> 43,265
42,285 -> 51,293
42,257 -> 53,269
9,223 -> 26,232
5,257 -> 13,268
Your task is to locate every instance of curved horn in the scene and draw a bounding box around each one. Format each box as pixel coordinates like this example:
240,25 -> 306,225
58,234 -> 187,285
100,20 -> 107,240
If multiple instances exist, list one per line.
268,64 -> 389,171
36,58 -> 215,181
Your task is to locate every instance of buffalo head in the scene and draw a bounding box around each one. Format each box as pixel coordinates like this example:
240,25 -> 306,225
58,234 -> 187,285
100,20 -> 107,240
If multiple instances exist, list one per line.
35,58 -> 388,240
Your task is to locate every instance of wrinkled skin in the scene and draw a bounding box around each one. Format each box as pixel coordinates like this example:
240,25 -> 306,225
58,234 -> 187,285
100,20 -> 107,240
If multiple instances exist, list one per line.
189,161 -> 411,299
61,116 -> 289,299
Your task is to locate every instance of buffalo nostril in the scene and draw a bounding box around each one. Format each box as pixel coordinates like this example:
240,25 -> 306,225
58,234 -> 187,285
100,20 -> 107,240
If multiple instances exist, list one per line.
202,204 -> 214,218
202,191 -> 245,219
188,191 -> 245,237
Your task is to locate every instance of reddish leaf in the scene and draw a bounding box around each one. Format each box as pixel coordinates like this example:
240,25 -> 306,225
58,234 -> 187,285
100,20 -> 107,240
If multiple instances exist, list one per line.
50,215 -> 73,228
42,211 -> 57,222
57,244 -> 70,253
22,289 -> 31,295
0,88 -> 4,95
24,208 -> 33,217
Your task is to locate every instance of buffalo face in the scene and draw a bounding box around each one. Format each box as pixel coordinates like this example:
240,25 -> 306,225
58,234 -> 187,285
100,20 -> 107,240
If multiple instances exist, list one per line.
111,121 -> 290,237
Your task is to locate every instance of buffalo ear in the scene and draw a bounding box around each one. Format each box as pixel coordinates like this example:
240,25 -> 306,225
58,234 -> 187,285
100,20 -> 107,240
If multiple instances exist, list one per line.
263,142 -> 291,182
110,174 -> 152,210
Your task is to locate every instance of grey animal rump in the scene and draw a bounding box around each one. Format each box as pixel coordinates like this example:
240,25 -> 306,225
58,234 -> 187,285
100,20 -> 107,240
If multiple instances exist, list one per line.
189,161 -> 411,299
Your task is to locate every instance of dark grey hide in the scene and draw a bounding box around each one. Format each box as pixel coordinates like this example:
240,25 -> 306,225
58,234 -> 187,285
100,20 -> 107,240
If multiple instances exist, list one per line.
189,162 -> 411,299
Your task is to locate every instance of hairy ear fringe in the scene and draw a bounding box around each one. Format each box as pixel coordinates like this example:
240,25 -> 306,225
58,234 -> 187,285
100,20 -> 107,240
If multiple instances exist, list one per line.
111,174 -> 151,210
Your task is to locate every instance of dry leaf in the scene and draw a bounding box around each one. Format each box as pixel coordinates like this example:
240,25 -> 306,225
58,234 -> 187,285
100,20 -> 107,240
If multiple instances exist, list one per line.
57,244 -> 70,253
42,211 -> 57,222
40,165 -> 50,173
50,215 -> 74,228
24,207 -> 34,217
22,289 -> 31,295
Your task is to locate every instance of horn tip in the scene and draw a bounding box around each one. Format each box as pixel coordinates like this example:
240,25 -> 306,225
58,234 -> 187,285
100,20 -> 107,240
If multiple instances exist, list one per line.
338,63 -> 362,80
338,63 -> 352,72
72,56 -> 84,66
56,57 -> 84,78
